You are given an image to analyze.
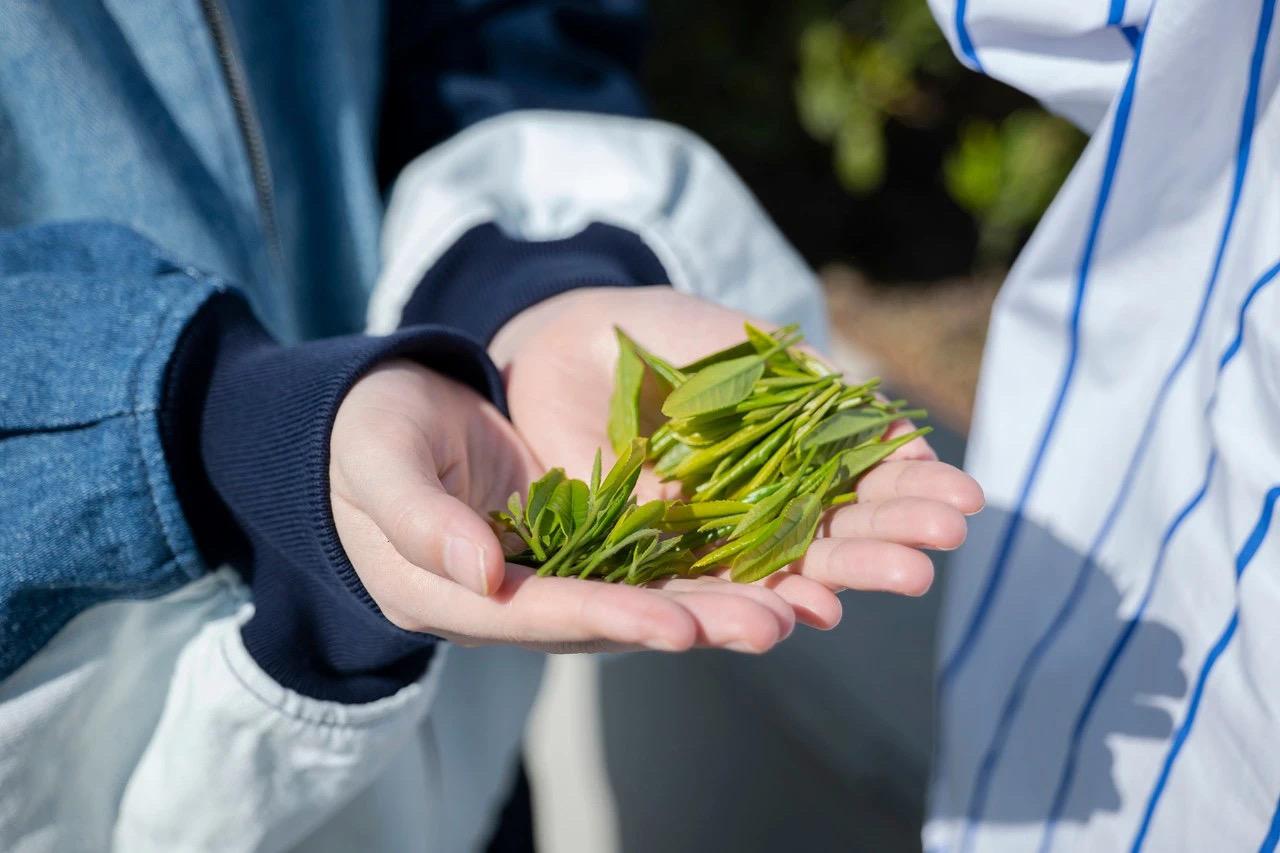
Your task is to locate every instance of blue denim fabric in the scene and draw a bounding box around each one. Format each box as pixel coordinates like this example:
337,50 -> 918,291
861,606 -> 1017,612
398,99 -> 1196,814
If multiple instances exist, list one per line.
0,1 -> 384,341
0,0 -> 653,680
0,223 -> 220,678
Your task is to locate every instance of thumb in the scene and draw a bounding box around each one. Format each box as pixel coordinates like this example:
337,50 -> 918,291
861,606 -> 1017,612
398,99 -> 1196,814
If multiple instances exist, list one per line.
380,475 -> 507,597
336,431 -> 506,596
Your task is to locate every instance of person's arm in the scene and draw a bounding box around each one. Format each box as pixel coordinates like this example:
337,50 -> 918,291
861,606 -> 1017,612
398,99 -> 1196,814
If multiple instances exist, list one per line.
370,0 -> 826,351
0,221 -> 542,848
369,1 -> 980,633
0,221 -> 805,850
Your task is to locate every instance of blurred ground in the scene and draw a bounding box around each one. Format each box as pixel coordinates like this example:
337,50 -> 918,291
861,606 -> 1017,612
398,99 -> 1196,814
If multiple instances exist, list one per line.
822,266 -> 999,432
520,2 -> 1049,846
525,278 -> 993,853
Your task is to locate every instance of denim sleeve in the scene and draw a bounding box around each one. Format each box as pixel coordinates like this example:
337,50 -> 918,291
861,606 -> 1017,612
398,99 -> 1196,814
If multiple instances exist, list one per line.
398,221 -> 669,343
0,221 -> 222,680
0,221 -> 508,702
376,0 -> 650,187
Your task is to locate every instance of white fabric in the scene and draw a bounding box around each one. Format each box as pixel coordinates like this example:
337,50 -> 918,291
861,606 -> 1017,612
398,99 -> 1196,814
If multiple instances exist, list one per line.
926,0 -> 1146,131
371,109 -> 829,351
0,569 -> 543,853
0,111 -> 824,852
926,0 -> 1280,850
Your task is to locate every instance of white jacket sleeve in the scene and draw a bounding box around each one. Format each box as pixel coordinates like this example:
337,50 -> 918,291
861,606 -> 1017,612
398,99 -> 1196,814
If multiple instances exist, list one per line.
370,110 -> 830,350
0,571 -> 445,853
926,0 -> 1154,131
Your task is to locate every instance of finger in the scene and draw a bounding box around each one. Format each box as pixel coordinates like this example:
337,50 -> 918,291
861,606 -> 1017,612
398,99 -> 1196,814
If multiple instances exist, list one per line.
856,459 -> 985,515
649,586 -> 787,653
649,576 -> 796,641
821,497 -> 967,551
336,425 -> 505,596
751,571 -> 843,630
410,565 -> 700,652
337,510 -> 699,651
702,568 -> 842,630
787,538 -> 935,596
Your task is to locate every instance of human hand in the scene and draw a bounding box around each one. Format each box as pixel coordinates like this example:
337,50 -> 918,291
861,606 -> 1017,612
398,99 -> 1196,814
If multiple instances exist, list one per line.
330,359 -> 805,653
491,287 -> 985,633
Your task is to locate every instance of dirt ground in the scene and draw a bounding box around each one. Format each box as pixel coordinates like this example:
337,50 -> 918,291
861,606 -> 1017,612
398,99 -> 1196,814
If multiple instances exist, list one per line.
822,266 -> 1000,434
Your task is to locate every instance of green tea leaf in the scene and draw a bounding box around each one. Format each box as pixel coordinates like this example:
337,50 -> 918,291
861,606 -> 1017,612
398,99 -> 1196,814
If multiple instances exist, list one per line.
648,423 -> 677,459
831,427 -> 932,494
801,408 -> 901,453
580,528 -> 660,578
697,514 -> 745,534
618,329 -> 687,387
679,340 -> 759,373
744,322 -> 781,354
756,375 -> 822,390
654,441 -> 694,478
730,471 -> 801,538
568,479 -> 590,530
691,516 -> 783,570
494,322 -> 931,587
742,404 -> 785,423
526,469 -> 565,529
694,420 -> 793,501
738,481 -> 787,504
734,387 -> 815,411
606,499 -> 666,547
543,480 -> 577,537
661,355 -> 766,418
664,500 -> 751,523
599,437 -> 648,502
507,492 -> 524,525
730,493 -> 823,583
607,329 -> 644,454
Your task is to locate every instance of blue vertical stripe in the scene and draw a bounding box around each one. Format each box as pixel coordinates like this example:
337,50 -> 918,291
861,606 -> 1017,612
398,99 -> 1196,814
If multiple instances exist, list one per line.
937,27 -> 1146,693
957,4 -> 1276,844
1131,612 -> 1241,850
1261,799 -> 1280,853
1131,486 -> 1280,851
1037,255 -> 1280,851
1121,25 -> 1142,48
955,0 -> 984,72
1035,454 -> 1217,853
1109,0 -> 1128,26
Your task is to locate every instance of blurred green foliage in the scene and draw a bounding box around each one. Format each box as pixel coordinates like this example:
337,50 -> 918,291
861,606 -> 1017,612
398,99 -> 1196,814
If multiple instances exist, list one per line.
943,111 -> 1081,263
794,0 -> 1084,266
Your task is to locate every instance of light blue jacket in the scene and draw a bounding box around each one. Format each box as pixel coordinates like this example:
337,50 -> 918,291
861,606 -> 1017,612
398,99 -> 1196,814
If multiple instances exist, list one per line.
0,2 -> 824,849
0,0 -> 658,681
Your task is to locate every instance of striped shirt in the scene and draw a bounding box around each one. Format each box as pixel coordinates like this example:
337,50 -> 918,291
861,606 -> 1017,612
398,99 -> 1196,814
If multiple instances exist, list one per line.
923,0 -> 1280,850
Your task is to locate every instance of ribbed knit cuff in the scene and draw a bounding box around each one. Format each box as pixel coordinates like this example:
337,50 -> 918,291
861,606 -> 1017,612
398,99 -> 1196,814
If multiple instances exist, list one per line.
159,293 -> 506,703
399,221 -> 669,343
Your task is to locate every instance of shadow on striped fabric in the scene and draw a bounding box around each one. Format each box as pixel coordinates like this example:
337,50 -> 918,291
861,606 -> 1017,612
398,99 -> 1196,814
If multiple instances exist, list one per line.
932,509 -> 1186,829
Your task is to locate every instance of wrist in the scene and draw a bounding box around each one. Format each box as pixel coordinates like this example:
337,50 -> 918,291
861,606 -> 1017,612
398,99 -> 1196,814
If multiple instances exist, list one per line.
159,293 -> 508,702
398,222 -> 669,346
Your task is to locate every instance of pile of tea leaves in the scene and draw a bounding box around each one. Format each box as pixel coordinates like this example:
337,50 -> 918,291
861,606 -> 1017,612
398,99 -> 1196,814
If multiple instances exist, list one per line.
492,323 -> 928,585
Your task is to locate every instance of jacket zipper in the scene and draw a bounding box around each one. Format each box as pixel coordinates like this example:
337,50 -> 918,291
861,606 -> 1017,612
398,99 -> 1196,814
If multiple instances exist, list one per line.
197,0 -> 284,269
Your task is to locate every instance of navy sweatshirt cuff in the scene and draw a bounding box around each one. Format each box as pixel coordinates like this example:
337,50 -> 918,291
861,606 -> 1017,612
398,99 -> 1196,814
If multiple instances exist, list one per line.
159,293 -> 505,703
399,221 -> 670,343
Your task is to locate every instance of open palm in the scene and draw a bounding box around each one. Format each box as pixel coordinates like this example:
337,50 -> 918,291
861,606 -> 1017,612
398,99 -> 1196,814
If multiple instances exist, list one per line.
491,286 -> 984,636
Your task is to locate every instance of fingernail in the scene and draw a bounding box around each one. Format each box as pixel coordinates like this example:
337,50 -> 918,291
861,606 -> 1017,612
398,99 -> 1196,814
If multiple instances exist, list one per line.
446,537 -> 488,595
727,641 -> 762,654
647,637 -> 682,652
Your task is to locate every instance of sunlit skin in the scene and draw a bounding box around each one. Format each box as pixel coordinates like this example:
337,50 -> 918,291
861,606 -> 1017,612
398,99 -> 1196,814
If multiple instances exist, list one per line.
332,286 -> 984,656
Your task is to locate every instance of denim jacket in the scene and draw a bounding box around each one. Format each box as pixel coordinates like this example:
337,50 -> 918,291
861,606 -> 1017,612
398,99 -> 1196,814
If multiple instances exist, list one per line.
0,2 -> 824,850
